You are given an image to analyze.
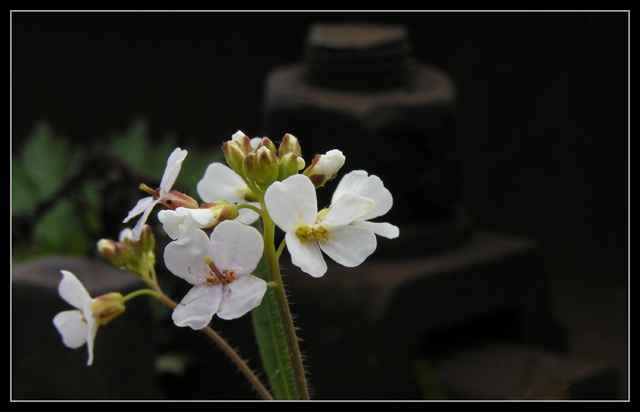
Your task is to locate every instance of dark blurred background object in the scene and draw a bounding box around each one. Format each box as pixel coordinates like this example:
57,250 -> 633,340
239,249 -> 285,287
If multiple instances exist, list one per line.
11,11 -> 628,400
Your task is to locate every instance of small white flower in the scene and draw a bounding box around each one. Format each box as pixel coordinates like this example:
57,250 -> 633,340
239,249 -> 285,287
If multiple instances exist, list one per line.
331,170 -> 399,239
123,148 -> 188,240
52,270 -> 98,366
264,174 -> 377,278
196,162 -> 260,225
164,220 -> 267,329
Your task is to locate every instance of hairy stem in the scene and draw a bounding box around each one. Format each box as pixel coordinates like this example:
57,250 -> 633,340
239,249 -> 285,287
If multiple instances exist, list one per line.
154,289 -> 274,400
261,212 -> 310,400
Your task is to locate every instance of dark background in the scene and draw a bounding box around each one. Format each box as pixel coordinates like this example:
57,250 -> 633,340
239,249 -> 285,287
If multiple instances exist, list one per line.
11,11 -> 629,399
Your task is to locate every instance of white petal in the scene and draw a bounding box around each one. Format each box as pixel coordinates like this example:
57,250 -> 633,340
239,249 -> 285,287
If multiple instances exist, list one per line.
236,206 -> 260,225
131,198 -> 160,241
186,208 -> 218,228
209,220 -> 263,275
321,193 -> 374,226
197,163 -> 246,204
285,232 -> 327,277
85,318 -> 99,366
333,171 -> 393,219
250,137 -> 262,148
308,149 -> 345,178
217,276 -> 267,320
352,175 -> 393,219
53,310 -> 89,349
352,220 -> 400,239
332,170 -> 368,202
58,270 -> 92,310
158,208 -> 191,240
118,227 -> 134,243
172,283 -> 222,330
164,229 -> 212,285
320,224 -> 377,267
122,196 -> 154,223
160,148 -> 187,191
265,174 -> 318,231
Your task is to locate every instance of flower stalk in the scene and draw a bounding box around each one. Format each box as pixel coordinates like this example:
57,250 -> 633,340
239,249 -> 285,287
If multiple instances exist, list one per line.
260,204 -> 310,400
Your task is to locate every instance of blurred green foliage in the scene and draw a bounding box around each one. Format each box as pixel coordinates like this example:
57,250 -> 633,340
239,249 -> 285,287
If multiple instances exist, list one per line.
11,119 -> 223,263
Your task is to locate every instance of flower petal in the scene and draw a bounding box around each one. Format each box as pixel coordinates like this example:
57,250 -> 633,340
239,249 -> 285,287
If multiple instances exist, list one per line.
164,229 -> 212,285
160,148 -> 188,192
122,196 -> 155,223
352,220 -> 400,239
172,283 -> 222,330
209,220 -> 263,275
197,163 -> 247,204
58,270 -> 92,310
236,206 -> 260,225
321,193 -> 374,226
285,232 -> 327,277
158,208 -> 191,240
131,198 -> 160,240
85,317 -> 99,366
333,171 -> 393,219
320,224 -> 377,267
217,276 -> 267,320
186,208 -> 218,228
331,170 -> 368,202
53,310 -> 89,349
265,174 -> 318,231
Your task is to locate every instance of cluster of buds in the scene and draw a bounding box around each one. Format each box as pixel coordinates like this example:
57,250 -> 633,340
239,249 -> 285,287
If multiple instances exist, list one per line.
97,224 -> 156,279
223,131 -> 310,192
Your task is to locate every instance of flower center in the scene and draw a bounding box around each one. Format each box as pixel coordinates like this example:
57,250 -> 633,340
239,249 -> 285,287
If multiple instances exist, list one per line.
204,256 -> 238,285
295,224 -> 329,242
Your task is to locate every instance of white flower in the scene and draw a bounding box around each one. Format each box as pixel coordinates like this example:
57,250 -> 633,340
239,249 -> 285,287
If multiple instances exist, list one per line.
52,270 -> 126,366
196,162 -> 260,225
123,148 -> 188,240
331,170 -> 399,239
264,174 -> 377,278
164,220 -> 267,329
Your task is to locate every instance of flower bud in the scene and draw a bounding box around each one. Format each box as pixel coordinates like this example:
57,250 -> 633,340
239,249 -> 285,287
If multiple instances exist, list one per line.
137,224 -> 156,253
255,137 -> 277,154
223,130 -> 253,175
243,147 -> 279,186
278,133 -> 302,158
199,201 -> 240,226
89,292 -> 126,326
302,149 -> 346,188
97,238 -> 134,268
278,153 -> 305,181
160,190 -> 199,210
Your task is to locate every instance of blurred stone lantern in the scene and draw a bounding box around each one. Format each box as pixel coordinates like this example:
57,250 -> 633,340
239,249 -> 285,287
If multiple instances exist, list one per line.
261,22 -> 472,257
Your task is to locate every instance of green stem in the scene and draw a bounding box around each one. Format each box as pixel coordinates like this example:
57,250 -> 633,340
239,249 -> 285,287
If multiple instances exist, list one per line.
146,282 -> 274,400
122,288 -> 160,303
261,211 -> 310,400
276,238 -> 287,260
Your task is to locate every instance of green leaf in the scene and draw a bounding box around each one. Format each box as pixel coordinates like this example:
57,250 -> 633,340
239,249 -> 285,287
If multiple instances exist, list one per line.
19,123 -> 79,200
11,161 -> 40,214
33,199 -> 91,256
